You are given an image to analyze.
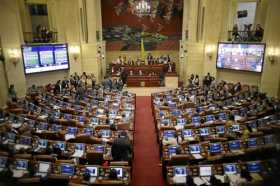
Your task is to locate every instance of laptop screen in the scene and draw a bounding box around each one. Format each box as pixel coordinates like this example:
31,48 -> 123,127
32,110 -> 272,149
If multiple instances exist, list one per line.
216,125 -> 225,134
232,124 -> 240,132
224,164 -> 237,175
168,146 -> 178,156
177,118 -> 186,126
100,130 -> 112,138
209,143 -> 222,153
189,144 -> 201,154
38,162 -> 50,173
54,141 -> 65,151
174,167 -> 187,177
38,123 -> 49,130
247,138 -> 258,148
264,135 -> 274,144
229,140 -> 241,151
205,115 -> 215,123
84,128 -> 93,136
0,157 -> 7,168
91,117 -> 99,125
163,130 -> 176,139
199,166 -> 212,177
38,139 -> 48,148
219,112 -> 227,121
94,145 -> 105,153
200,128 -> 210,136
19,136 -> 32,145
52,124 -> 62,132
110,167 -> 123,178
75,143 -> 85,151
192,116 -> 200,125
247,162 -> 261,173
86,166 -> 98,177
182,129 -> 193,137
67,127 -> 78,135
60,164 -> 75,175
15,160 -> 28,170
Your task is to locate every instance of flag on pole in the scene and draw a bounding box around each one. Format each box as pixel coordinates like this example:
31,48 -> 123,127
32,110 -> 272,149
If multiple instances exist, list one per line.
140,32 -> 145,60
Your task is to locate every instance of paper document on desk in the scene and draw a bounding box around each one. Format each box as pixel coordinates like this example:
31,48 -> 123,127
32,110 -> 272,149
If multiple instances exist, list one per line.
228,174 -> 240,183
13,170 -> 25,178
72,150 -> 84,158
102,138 -> 110,143
251,173 -> 263,181
234,116 -> 242,121
231,150 -> 244,154
175,125 -> 184,130
201,176 -> 210,184
185,137 -> 195,141
173,176 -> 186,184
89,177 -> 96,183
194,177 -> 205,186
36,129 -> 43,133
65,134 -> 75,141
35,172 -> 47,178
192,154 -> 203,159
38,115 -> 48,120
215,175 -> 225,183
15,144 -> 30,151
11,123 -> 22,128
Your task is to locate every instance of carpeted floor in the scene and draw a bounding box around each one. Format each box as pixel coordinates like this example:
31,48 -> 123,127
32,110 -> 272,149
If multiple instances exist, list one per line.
132,96 -> 165,186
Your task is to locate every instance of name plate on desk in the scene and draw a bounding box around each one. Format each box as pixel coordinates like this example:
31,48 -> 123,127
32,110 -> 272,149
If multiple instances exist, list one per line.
140,82 -> 145,87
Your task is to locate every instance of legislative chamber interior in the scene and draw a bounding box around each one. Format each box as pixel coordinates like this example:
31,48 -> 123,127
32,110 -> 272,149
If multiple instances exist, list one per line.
0,0 -> 280,186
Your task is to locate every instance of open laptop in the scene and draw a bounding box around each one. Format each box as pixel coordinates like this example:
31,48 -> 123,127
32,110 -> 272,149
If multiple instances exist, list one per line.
189,144 -> 202,159
110,167 -> 123,178
173,166 -> 187,184
85,166 -> 98,177
60,164 -> 75,176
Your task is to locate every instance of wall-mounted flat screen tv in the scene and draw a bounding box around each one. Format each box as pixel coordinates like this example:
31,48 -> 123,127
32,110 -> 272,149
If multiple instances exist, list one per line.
22,43 -> 70,74
216,43 -> 265,73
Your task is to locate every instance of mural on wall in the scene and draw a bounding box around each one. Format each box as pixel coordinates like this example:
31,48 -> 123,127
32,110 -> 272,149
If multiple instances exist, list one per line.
101,0 -> 183,51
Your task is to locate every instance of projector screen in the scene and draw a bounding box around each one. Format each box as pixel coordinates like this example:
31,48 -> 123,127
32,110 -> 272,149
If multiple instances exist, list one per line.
22,43 -> 70,74
216,43 -> 265,73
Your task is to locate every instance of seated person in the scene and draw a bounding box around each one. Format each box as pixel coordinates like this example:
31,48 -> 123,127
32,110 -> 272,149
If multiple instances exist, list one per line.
0,109 -> 6,122
8,84 -> 17,102
111,131 -> 132,161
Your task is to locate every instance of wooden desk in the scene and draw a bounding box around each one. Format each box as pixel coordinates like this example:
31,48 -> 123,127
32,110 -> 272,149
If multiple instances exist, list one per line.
127,76 -> 161,87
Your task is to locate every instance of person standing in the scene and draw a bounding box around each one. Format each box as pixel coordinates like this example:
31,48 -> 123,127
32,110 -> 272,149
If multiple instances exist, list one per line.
111,131 -> 132,161
8,84 -> 17,102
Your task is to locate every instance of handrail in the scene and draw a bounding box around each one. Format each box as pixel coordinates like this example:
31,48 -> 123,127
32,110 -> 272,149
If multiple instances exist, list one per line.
23,31 -> 58,43
228,30 -> 263,42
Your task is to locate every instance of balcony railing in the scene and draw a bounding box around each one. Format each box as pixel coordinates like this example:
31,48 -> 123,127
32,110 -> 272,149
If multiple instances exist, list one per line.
23,31 -> 58,43
228,31 -> 263,42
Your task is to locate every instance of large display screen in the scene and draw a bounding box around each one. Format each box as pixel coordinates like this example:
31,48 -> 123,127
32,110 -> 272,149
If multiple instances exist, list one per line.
21,43 -> 70,74
216,43 -> 265,72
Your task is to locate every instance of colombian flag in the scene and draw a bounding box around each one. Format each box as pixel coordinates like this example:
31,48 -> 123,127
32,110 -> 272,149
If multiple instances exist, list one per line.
141,32 -> 145,60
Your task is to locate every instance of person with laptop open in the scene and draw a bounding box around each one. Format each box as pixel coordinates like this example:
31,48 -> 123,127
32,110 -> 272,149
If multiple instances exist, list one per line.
111,131 -> 132,162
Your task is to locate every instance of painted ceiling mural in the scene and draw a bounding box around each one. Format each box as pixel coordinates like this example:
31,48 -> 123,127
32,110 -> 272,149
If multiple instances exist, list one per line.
101,0 -> 183,51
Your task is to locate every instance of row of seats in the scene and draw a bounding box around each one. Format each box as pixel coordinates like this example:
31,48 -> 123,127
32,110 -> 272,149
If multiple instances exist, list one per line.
152,83 -> 280,186
0,85 -> 136,185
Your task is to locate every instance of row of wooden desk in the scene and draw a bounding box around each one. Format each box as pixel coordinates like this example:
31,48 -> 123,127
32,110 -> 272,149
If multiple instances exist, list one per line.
151,86 -> 280,185
111,64 -> 177,87
0,88 -> 136,185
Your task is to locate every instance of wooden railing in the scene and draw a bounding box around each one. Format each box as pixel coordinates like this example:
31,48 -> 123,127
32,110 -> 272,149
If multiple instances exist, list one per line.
23,31 -> 58,43
228,30 -> 263,42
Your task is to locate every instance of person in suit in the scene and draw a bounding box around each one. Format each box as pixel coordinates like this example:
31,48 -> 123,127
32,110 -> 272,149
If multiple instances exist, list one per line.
61,77 -> 69,90
8,84 -> 17,102
54,80 -> 62,94
111,131 -> 132,162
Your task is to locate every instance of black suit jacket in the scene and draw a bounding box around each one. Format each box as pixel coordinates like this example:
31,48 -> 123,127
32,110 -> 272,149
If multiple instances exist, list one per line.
111,137 -> 132,161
